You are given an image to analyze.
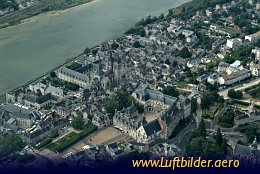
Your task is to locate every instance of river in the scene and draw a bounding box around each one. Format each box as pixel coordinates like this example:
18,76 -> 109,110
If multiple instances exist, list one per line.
0,0 -> 190,93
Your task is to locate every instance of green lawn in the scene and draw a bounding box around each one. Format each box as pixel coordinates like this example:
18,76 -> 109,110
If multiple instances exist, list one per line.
202,109 -> 214,119
47,123 -> 97,152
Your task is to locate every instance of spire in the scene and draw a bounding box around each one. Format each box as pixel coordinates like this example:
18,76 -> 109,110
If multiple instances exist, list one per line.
251,136 -> 258,150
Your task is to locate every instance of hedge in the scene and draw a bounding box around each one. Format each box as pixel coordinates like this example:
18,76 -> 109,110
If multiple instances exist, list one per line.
35,138 -> 53,150
232,100 -> 250,106
244,83 -> 260,92
255,105 -> 260,110
48,123 -> 97,153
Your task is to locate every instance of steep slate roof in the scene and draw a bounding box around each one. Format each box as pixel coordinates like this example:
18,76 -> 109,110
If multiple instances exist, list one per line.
143,119 -> 162,137
234,144 -> 260,159
1,103 -> 31,114
24,93 -> 52,104
59,67 -> 89,82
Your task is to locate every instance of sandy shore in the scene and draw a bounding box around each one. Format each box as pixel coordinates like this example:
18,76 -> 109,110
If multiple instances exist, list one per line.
47,0 -> 101,16
47,0 -> 101,17
6,0 -> 100,28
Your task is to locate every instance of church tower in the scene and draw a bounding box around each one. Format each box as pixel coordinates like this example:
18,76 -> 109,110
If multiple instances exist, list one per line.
251,137 -> 258,150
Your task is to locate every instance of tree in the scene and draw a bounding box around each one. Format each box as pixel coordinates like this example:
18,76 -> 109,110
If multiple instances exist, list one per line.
172,61 -> 177,67
133,41 -> 141,48
178,33 -> 186,41
215,127 -> 223,146
92,49 -> 98,55
50,71 -> 57,78
71,116 -> 84,130
111,42 -> 119,50
179,47 -> 192,58
228,89 -> 243,99
218,110 -> 235,128
162,86 -> 179,98
222,138 -> 228,156
198,119 -> 207,138
164,59 -> 171,65
84,47 -> 90,55
0,134 -> 25,157
139,29 -> 146,37
191,97 -> 197,113
105,88 -> 133,114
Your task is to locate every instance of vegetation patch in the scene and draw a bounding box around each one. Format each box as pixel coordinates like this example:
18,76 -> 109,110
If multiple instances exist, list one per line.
231,100 -> 250,107
237,122 -> 260,142
245,83 -> 260,99
202,109 -> 214,119
35,138 -> 53,150
0,134 -> 25,158
47,123 -> 97,152
66,62 -> 82,70
218,110 -> 235,128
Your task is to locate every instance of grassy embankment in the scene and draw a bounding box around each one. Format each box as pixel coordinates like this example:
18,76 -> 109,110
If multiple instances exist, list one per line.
0,0 -> 93,29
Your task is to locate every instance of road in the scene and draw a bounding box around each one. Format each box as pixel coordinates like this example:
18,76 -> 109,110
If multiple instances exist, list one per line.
170,115 -> 197,147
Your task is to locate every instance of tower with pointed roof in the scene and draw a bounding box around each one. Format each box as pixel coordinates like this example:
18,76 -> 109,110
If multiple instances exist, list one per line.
251,137 -> 258,150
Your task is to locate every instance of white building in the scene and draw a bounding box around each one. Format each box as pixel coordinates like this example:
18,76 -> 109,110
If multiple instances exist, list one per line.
218,69 -> 250,85
245,31 -> 260,43
250,62 -> 260,77
218,62 -> 230,73
252,47 -> 260,60
206,9 -> 212,17
207,73 -> 218,85
226,38 -> 243,49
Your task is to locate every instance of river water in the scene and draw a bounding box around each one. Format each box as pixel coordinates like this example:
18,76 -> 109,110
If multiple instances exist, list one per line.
0,0 -> 190,93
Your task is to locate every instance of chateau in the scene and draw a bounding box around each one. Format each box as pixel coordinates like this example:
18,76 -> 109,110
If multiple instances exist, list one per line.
113,84 -> 191,144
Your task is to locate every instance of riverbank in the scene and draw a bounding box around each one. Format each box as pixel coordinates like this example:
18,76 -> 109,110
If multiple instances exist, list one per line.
0,0 -> 191,94
0,0 -> 96,29
4,0 -> 99,28
47,0 -> 100,16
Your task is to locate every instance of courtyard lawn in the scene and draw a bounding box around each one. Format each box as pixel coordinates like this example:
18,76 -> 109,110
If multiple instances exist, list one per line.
47,123 -> 97,152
